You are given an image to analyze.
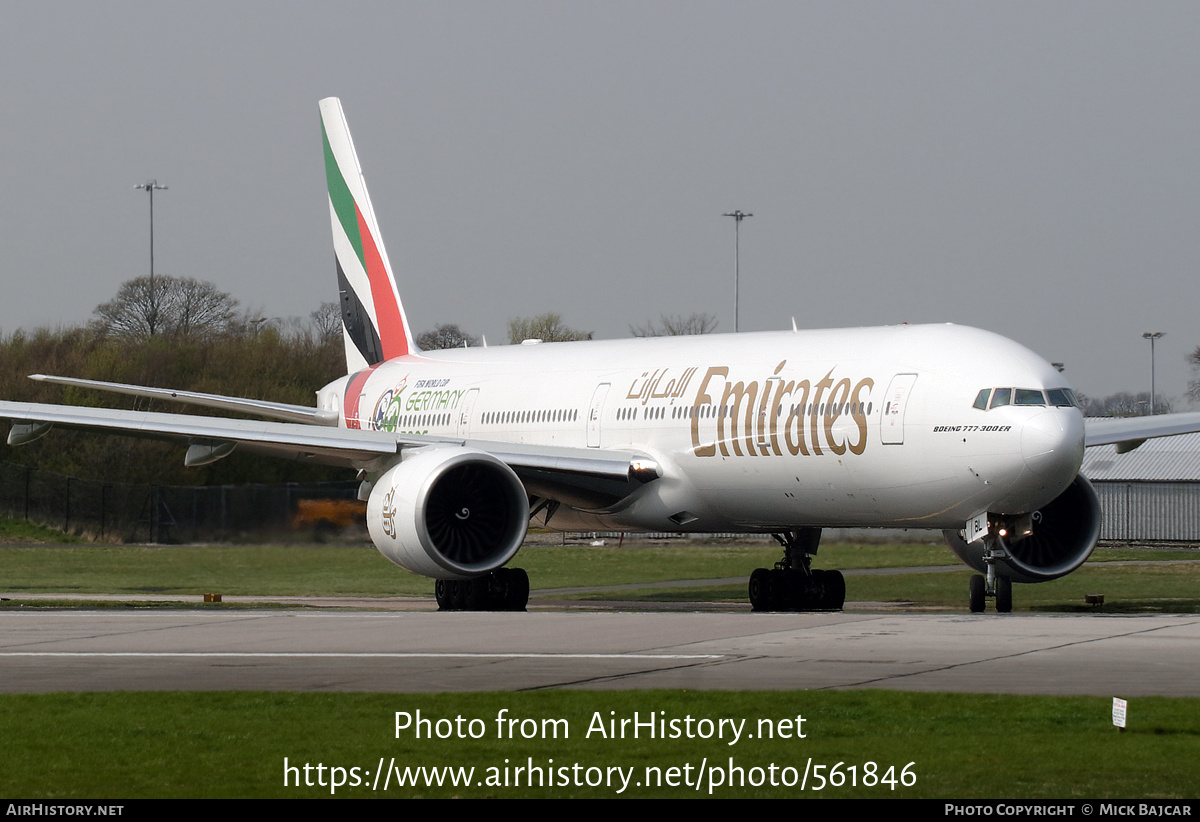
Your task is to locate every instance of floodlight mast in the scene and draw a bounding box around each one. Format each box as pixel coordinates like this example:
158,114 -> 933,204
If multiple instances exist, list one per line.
135,180 -> 168,336
722,210 -> 752,332
1142,331 -> 1164,415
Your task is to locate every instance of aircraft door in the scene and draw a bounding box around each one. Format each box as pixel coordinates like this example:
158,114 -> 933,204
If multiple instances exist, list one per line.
880,373 -> 917,445
587,383 -> 610,448
456,389 -> 479,438
352,391 -> 368,429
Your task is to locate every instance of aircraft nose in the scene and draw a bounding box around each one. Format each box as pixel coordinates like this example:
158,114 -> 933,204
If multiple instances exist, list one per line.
1021,408 -> 1084,479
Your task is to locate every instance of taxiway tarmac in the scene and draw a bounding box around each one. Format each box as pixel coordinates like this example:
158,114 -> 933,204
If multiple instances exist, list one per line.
2,608 -> 1198,695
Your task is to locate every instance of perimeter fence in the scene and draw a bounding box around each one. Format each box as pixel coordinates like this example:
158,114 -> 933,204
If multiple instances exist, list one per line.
0,461 -> 360,543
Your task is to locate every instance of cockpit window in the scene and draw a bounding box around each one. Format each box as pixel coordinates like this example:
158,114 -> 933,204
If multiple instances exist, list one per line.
977,386 -> 1078,411
1046,388 -> 1078,408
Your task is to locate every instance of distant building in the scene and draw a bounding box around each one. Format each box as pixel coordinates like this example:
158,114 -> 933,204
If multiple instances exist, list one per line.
1082,432 -> 1200,542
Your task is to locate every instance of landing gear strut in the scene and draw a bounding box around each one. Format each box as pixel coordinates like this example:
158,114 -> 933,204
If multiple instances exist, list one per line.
749,528 -> 846,612
435,567 -> 530,612
968,535 -> 1013,613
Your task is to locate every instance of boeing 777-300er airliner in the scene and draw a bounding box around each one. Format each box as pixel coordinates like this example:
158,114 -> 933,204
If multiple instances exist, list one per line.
5,98 -> 1200,613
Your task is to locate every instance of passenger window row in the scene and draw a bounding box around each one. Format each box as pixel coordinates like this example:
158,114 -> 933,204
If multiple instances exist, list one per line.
482,409 -> 579,425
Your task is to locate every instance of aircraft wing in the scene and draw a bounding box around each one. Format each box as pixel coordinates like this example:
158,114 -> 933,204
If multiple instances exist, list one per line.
0,400 -> 648,506
0,400 -> 396,466
1084,412 -> 1200,452
27,374 -> 339,426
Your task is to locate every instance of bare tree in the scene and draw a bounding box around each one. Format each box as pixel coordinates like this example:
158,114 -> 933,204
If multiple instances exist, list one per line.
172,277 -> 239,338
92,276 -> 238,340
91,276 -> 167,339
1189,347 -> 1200,405
417,323 -> 478,350
507,313 -> 592,344
1079,390 -> 1171,417
309,301 -> 342,345
630,313 -> 718,337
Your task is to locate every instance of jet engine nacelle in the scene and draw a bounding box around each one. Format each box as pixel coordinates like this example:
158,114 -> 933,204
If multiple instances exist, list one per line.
943,474 -> 1102,584
366,448 -> 530,580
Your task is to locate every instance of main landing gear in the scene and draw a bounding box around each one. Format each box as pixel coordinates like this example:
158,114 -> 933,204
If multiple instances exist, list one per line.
749,528 -> 846,612
968,536 -> 1013,613
435,567 -> 530,612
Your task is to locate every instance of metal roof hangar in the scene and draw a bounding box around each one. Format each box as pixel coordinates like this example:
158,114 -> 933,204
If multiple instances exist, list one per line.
1083,432 -> 1200,543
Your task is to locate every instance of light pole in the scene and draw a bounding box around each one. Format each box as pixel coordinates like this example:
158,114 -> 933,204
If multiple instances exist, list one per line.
250,316 -> 279,338
1142,331 -> 1164,415
722,210 -> 752,332
135,179 -> 168,335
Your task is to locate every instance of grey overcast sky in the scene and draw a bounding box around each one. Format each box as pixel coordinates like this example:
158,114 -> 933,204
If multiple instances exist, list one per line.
2,1 -> 1199,401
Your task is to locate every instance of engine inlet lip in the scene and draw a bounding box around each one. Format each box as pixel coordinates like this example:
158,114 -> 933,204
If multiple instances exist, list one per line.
411,449 -> 529,576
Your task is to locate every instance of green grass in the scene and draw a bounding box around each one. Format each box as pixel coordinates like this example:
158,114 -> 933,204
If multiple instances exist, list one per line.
0,541 -> 955,598
0,544 -> 427,596
2,690 -> 1196,798
1,541 -> 1198,613
0,517 -> 81,543
545,544 -> 1200,613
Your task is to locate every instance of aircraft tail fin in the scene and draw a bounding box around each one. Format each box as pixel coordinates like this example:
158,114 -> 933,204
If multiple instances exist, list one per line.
319,97 -> 417,371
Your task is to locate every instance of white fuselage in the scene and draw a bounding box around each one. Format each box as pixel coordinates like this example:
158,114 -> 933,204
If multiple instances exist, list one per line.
318,323 -> 1085,534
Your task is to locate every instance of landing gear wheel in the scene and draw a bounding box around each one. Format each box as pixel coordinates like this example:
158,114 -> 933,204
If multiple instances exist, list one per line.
995,577 -> 1012,613
450,579 -> 470,610
434,579 -> 453,611
749,568 -> 773,611
774,569 -> 797,610
499,567 -> 530,611
461,577 -> 488,610
822,569 -> 846,610
968,574 -> 986,613
434,568 -> 530,612
802,569 -> 823,611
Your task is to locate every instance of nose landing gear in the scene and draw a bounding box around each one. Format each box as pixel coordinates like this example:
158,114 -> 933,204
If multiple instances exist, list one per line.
968,537 -> 1013,613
